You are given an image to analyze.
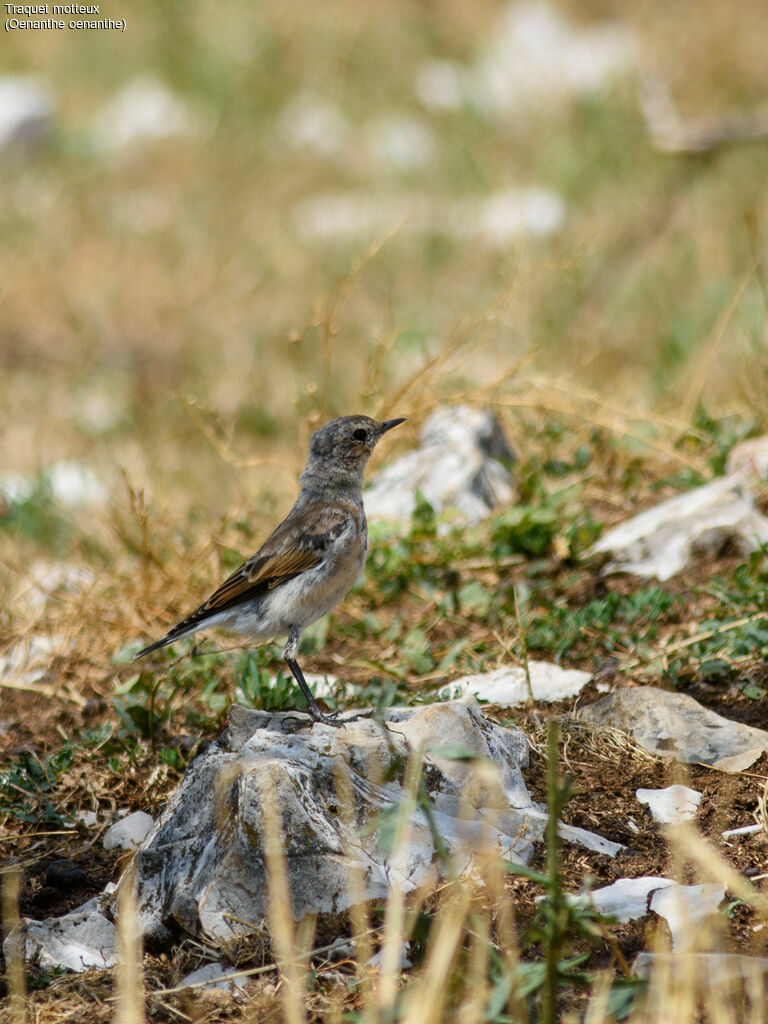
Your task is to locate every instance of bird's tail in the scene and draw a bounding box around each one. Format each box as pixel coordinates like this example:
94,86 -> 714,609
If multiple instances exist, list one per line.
133,621 -> 196,660
133,635 -> 174,660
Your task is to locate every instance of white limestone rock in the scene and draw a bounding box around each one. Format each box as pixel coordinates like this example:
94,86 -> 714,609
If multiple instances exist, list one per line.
90,76 -> 211,153
636,785 -> 703,824
634,951 -> 768,982
441,661 -> 591,707
0,635 -> 69,691
13,563 -> 95,616
7,898 -> 116,973
579,687 -> 768,765
415,2 -> 637,116
103,811 -> 155,851
650,883 -> 726,950
363,114 -> 436,172
365,406 -> 515,526
568,877 -> 675,923
590,476 -> 768,581
0,459 -> 106,509
0,75 -> 54,154
178,962 -> 248,997
292,189 -> 564,246
277,92 -> 349,157
132,699 -> 621,947
726,434 -> 768,480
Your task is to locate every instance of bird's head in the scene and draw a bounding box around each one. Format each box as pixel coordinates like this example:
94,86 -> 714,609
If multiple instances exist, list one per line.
303,414 -> 406,483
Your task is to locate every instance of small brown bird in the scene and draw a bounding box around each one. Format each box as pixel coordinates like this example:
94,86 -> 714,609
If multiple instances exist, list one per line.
134,415 -> 405,723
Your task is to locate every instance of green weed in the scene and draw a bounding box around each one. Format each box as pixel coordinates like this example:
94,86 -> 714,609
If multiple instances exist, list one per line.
0,746 -> 76,826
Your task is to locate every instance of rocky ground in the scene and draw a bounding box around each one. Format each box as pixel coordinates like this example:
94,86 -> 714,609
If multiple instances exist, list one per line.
2,408 -> 768,1022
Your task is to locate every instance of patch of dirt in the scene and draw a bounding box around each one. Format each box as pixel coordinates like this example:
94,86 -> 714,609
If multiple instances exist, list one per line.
18,843 -> 121,921
516,725 -> 768,967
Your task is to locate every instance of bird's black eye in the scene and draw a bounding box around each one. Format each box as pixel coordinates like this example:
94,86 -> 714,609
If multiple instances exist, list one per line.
352,428 -> 368,442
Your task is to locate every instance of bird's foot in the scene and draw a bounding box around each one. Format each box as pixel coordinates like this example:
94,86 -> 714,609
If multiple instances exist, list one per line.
307,706 -> 346,728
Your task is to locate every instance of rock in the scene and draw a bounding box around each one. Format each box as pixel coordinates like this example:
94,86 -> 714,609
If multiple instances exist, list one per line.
90,76 -> 211,153
178,962 -> 248,998
415,2 -> 636,116
636,785 -> 703,824
14,564 -> 95,615
726,435 -> 768,480
634,951 -> 768,982
578,687 -> 768,765
712,747 -> 765,773
9,898 -> 116,972
292,189 -> 564,246
590,476 -> 768,580
568,877 -> 675,923
365,406 -> 515,526
46,460 -> 107,507
452,188 -> 565,243
363,115 -> 436,172
44,860 -> 88,890
103,811 -> 155,851
548,820 -> 624,858
722,823 -> 763,839
277,92 -> 349,157
0,635 -> 69,692
133,699 -> 620,947
441,661 -> 591,707
0,75 -> 55,154
650,883 -> 726,950
0,460 -> 106,509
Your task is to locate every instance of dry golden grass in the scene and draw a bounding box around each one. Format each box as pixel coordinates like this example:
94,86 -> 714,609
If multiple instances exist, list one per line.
3,0 -> 768,1020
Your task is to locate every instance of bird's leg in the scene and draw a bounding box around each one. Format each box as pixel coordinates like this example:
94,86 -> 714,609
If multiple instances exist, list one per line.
284,628 -> 343,726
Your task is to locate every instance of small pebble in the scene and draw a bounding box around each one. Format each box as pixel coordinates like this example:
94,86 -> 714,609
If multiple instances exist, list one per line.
45,859 -> 88,889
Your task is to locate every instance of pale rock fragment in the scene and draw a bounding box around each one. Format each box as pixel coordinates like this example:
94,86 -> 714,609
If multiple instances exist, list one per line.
441,661 -> 591,707
178,962 -> 248,997
579,687 -> 768,765
90,76 -> 212,153
650,883 -> 726,950
366,405 -> 515,526
415,2 -> 637,115
636,785 -> 702,824
132,700 -> 622,947
568,876 -> 675,923
634,951 -> 768,982
590,476 -> 768,580
292,189 -> 564,246
712,747 -> 765,773
9,898 -> 116,972
0,635 -> 69,691
0,75 -> 54,153
103,811 -> 155,851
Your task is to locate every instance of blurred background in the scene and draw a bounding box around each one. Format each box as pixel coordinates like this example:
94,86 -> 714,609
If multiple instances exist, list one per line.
2,0 -> 768,524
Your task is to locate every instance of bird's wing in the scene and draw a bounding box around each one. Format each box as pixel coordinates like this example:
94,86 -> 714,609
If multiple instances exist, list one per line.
153,507 -> 351,644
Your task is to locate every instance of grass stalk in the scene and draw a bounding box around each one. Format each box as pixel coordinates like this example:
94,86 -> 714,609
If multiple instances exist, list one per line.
115,858 -> 145,1024
259,772 -> 308,1024
2,867 -> 26,1024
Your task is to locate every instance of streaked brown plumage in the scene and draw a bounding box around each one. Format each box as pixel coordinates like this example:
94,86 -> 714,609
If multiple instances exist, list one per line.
134,415 -> 405,724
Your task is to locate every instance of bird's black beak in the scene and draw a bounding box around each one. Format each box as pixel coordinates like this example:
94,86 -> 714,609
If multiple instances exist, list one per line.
380,417 -> 406,434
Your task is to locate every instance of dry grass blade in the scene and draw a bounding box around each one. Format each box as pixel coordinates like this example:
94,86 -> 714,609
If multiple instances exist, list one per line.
259,770 -> 308,1024
2,867 -> 26,1024
755,777 -> 768,836
456,909 -> 491,1024
373,749 -> 424,1019
115,858 -> 145,1024
401,882 -> 472,1024
333,759 -> 373,990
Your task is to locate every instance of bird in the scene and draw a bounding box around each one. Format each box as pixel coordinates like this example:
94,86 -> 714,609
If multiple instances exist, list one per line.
134,414 -> 406,724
